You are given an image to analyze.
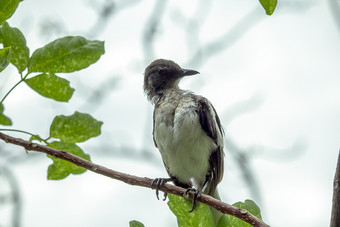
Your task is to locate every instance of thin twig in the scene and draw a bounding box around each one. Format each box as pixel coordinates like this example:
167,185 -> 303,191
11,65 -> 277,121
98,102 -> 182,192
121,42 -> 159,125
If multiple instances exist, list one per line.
0,132 -> 269,227
0,164 -> 21,227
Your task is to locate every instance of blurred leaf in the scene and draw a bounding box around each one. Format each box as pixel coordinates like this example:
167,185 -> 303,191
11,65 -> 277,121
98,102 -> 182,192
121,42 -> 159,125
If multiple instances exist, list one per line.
217,200 -> 262,227
259,0 -> 277,15
0,103 -> 12,125
47,141 -> 91,180
25,73 -> 74,102
28,36 -> 105,73
50,111 -> 103,143
216,215 -> 228,227
0,22 -> 29,73
129,220 -> 145,227
167,194 -> 215,227
0,47 -> 11,73
0,0 -> 22,24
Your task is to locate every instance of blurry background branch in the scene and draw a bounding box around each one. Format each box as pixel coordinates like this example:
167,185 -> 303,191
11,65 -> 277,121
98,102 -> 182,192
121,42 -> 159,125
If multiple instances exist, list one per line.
328,0 -> 340,31
142,0 -> 168,64
330,150 -> 340,227
187,8 -> 265,68
0,162 -> 21,227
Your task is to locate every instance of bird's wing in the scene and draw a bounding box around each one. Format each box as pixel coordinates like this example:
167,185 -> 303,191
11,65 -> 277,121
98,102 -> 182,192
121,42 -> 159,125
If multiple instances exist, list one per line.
197,98 -> 224,195
152,105 -> 158,148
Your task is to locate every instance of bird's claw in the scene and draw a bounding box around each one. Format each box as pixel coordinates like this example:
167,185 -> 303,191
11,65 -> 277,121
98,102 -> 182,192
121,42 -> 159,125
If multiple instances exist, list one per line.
151,178 -> 170,201
184,188 -> 201,213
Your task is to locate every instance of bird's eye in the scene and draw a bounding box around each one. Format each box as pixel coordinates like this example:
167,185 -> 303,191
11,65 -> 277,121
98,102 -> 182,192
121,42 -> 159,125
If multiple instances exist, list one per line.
158,69 -> 166,75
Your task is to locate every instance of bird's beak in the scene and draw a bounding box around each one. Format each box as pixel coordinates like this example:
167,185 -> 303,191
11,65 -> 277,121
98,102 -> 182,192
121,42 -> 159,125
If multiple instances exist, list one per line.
180,69 -> 200,77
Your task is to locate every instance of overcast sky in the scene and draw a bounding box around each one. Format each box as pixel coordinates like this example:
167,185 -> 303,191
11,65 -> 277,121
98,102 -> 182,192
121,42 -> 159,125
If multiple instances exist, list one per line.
1,0 -> 340,227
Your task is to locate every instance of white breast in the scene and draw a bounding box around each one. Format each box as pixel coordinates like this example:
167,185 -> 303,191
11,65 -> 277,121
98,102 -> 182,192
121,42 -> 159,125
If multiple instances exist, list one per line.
154,100 -> 217,188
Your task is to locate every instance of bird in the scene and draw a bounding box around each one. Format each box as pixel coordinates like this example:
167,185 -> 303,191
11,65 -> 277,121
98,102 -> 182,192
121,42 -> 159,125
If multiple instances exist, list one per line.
143,59 -> 224,222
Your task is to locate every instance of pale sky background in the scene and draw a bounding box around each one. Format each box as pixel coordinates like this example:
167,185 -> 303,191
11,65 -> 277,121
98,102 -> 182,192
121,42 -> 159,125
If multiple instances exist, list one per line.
1,0 -> 340,227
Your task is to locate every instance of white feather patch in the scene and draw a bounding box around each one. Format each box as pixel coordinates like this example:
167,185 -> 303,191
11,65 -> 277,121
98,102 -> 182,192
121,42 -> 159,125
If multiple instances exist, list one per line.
154,97 -> 216,188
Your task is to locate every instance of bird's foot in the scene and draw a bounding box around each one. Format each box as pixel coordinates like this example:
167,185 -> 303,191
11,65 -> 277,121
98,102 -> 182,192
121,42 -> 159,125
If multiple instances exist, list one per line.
184,188 -> 201,212
151,178 -> 173,201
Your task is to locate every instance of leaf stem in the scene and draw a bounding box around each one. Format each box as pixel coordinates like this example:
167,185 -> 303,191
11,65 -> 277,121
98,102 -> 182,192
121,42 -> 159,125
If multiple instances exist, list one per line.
0,128 -> 36,137
0,128 -> 48,143
0,79 -> 24,105
0,72 -> 29,105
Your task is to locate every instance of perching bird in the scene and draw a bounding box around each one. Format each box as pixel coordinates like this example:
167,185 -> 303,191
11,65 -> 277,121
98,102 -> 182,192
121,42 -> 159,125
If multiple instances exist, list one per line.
144,59 -> 224,222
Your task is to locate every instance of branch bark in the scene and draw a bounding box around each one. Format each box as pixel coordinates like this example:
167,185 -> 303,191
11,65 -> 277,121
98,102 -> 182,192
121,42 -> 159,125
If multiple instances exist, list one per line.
331,150 -> 340,227
0,132 -> 269,227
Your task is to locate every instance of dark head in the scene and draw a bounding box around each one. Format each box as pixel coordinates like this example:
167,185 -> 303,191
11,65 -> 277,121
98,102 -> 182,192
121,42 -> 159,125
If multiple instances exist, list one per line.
144,59 -> 199,103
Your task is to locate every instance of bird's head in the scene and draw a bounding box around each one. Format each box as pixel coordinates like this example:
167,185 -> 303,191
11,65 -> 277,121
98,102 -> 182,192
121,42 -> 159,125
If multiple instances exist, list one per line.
144,59 -> 199,102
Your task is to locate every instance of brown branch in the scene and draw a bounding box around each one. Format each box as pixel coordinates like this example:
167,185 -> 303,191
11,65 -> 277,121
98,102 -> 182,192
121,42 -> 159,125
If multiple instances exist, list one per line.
331,150 -> 340,227
0,132 -> 269,227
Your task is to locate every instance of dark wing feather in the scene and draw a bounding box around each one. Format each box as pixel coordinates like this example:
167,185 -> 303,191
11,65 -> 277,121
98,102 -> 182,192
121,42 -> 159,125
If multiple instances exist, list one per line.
197,98 -> 224,195
152,105 -> 158,148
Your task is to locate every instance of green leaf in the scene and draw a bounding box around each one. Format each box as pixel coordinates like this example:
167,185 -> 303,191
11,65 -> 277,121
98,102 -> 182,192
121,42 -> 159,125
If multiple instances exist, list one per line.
50,111 -> 103,143
167,194 -> 215,227
259,0 -> 277,15
217,200 -> 262,227
129,220 -> 145,227
0,103 -> 12,125
216,215 -> 228,227
25,73 -> 74,102
29,134 -> 44,142
0,22 -> 29,73
0,47 -> 11,73
233,200 -> 262,219
0,0 -> 22,24
47,141 -> 91,180
28,36 -> 105,73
